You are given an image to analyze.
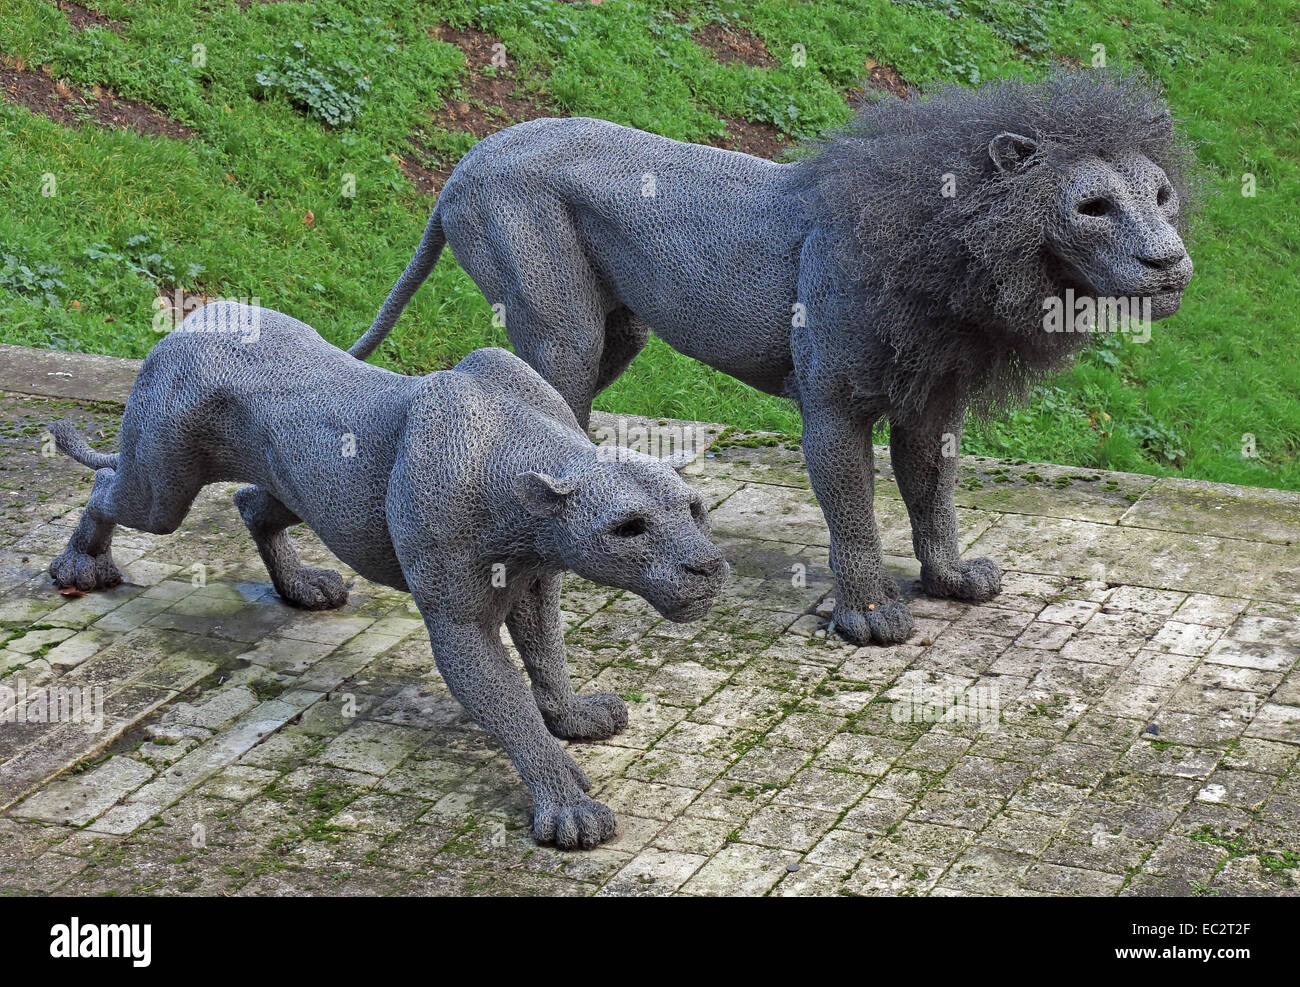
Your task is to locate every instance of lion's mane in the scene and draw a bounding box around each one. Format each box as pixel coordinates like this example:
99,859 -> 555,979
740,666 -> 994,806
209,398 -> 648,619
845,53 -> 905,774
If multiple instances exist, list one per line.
792,68 -> 1203,419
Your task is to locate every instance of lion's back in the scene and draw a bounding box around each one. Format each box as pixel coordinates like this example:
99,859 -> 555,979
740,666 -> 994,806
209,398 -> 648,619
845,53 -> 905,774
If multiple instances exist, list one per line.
440,116 -> 787,213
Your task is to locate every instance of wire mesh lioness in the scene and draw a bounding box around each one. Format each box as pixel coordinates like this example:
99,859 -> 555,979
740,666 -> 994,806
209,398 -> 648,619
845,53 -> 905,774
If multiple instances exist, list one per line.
355,68 -> 1197,646
48,302 -> 728,848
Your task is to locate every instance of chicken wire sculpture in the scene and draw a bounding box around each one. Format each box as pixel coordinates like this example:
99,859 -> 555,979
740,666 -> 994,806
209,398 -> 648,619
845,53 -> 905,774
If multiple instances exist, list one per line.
355,67 -> 1198,646
49,302 -> 728,849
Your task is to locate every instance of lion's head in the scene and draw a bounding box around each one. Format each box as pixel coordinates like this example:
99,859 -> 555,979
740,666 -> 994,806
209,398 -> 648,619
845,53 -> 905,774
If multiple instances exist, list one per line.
797,68 -> 1203,418
995,135 -> 1193,319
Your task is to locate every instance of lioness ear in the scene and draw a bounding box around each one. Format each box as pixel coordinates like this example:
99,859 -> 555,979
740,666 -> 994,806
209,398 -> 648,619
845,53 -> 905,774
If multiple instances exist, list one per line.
513,471 -> 576,517
988,131 -> 1039,173
659,451 -> 697,473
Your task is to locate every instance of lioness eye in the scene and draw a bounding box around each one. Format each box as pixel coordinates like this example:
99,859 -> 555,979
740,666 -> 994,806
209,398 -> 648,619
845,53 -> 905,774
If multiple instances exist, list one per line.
611,517 -> 648,538
1077,197 -> 1112,217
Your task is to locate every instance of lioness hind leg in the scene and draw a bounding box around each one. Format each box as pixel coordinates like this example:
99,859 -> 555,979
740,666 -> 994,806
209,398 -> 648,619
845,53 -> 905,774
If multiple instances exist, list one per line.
234,485 -> 348,610
51,452 -> 199,591
50,467 -> 123,592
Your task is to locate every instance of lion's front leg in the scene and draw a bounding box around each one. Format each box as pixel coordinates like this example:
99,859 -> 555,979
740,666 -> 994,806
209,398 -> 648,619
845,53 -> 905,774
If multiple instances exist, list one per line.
889,408 -> 1001,603
506,571 -> 628,741
801,404 -> 914,646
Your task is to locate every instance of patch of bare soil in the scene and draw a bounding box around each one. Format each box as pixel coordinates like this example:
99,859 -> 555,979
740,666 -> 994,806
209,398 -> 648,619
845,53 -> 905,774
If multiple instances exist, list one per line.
692,20 -> 777,68
710,117 -> 791,161
395,129 -> 456,198
0,58 -> 194,140
400,24 -> 556,195
57,1 -> 120,32
847,58 -> 911,108
426,24 -> 554,138
153,286 -> 217,329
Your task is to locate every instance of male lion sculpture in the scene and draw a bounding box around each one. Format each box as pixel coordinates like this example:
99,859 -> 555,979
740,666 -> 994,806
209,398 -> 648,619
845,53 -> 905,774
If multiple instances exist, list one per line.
355,69 -> 1197,646
49,302 -> 728,849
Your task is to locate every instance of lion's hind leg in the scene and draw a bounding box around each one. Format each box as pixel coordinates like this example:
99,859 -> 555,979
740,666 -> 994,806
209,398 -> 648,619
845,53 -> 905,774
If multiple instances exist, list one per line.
456,209 -> 608,429
234,485 -> 348,610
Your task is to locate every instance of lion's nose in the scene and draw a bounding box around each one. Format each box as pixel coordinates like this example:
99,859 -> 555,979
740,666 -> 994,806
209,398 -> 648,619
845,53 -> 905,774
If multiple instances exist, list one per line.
684,556 -> 725,578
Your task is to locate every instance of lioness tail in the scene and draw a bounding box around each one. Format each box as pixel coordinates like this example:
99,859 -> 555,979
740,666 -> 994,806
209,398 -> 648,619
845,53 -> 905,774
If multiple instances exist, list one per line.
47,421 -> 119,470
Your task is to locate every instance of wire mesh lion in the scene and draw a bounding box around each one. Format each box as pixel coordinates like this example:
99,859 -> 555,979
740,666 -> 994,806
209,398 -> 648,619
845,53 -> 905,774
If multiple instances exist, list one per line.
354,68 -> 1199,645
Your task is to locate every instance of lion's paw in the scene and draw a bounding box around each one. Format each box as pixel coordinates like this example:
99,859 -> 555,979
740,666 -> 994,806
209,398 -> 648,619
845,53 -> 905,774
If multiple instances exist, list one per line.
542,692 -> 629,741
532,792 -> 617,850
276,566 -> 349,610
830,598 -> 914,646
922,557 -> 1002,602
50,549 -> 122,592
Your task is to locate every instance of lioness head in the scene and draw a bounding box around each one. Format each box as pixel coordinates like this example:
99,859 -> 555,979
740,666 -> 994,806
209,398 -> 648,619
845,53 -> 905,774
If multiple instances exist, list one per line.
989,133 -> 1193,319
515,450 -> 728,621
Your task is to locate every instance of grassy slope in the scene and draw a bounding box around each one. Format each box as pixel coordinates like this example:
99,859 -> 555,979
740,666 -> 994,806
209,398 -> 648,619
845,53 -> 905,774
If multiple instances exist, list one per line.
0,0 -> 1296,488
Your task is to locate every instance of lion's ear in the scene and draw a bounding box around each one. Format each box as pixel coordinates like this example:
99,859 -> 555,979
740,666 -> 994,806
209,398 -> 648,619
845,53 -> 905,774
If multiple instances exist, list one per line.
988,131 -> 1039,173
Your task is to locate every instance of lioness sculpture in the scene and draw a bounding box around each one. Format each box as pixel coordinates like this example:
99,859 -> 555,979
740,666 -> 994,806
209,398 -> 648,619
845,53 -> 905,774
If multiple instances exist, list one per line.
355,69 -> 1197,646
49,302 -> 728,849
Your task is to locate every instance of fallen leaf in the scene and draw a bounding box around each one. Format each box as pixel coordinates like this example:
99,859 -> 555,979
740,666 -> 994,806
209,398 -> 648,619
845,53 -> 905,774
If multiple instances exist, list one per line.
59,586 -> 88,597
302,210 -> 315,227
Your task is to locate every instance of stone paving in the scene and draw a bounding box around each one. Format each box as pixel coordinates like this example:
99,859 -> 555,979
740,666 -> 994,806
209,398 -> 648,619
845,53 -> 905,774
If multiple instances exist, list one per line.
1,382 -> 1298,897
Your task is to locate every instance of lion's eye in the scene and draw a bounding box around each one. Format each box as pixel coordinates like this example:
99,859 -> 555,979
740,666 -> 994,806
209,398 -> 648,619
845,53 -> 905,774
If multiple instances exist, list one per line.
611,517 -> 648,538
1077,197 -> 1113,217
1156,185 -> 1172,206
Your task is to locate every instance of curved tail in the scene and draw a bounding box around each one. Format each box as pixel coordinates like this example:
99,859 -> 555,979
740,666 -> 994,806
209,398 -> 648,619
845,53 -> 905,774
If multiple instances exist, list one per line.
48,421 -> 118,470
349,208 -> 447,361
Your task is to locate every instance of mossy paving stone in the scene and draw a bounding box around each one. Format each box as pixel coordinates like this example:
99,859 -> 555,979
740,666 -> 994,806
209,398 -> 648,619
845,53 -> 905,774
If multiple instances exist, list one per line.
2,387 -> 1299,894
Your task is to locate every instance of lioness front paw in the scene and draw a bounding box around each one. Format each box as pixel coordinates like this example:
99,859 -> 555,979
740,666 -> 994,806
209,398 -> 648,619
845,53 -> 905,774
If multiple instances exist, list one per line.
922,557 -> 1002,602
532,792 -> 617,850
830,598 -> 913,646
275,566 -> 348,610
50,548 -> 122,592
541,692 -> 629,741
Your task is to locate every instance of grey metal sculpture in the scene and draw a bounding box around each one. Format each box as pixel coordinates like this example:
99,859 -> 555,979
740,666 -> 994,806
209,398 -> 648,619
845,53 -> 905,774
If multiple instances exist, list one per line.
355,68 -> 1198,646
48,302 -> 728,849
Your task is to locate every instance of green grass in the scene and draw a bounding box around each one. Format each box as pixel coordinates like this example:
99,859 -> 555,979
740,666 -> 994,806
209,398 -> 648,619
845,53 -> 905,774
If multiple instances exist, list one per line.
1,0 -> 1296,488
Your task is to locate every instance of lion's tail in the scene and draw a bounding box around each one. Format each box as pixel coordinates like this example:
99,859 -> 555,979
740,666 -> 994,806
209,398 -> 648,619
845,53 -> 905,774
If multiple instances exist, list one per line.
47,421 -> 118,471
349,206 -> 447,361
